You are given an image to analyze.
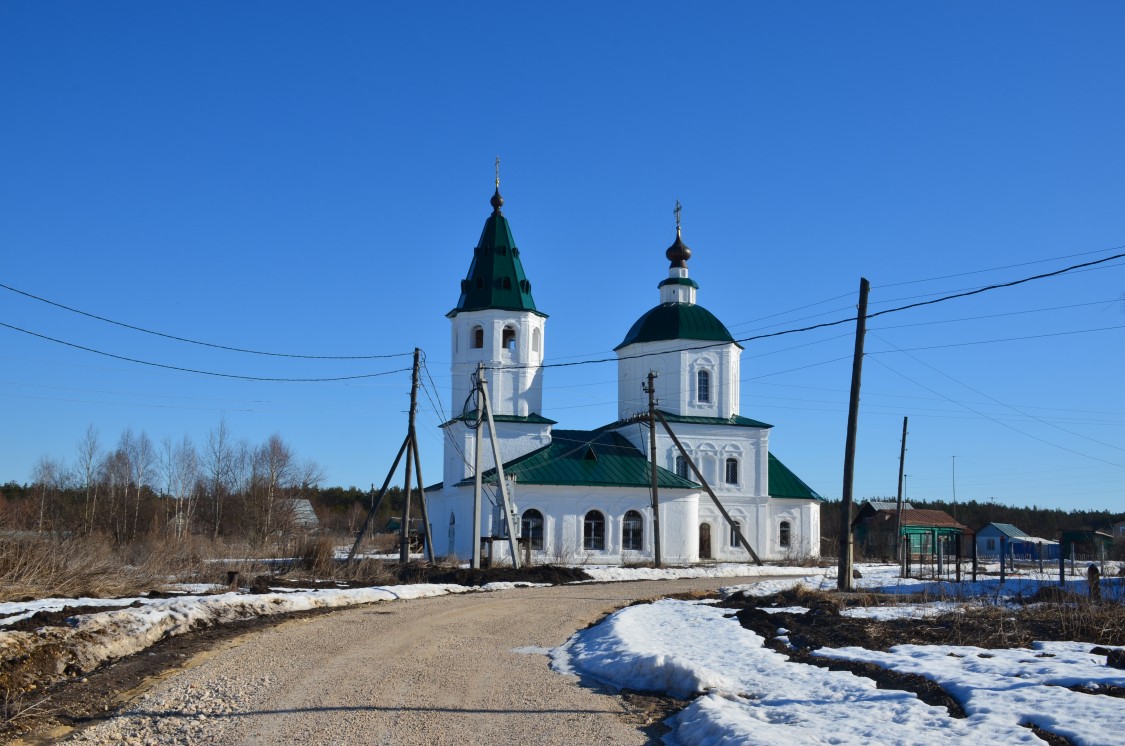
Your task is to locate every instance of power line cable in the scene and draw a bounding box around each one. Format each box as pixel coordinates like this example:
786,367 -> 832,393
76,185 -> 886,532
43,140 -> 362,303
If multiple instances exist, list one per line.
0,321 -> 411,382
873,244 -> 1125,289
491,250 -> 1125,373
0,281 -> 411,360
870,331 -> 1125,454
866,355 -> 1125,469
866,323 -> 1125,353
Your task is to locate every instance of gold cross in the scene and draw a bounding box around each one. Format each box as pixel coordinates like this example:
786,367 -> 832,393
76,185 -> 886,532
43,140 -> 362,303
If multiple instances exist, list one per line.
495,156 -> 501,188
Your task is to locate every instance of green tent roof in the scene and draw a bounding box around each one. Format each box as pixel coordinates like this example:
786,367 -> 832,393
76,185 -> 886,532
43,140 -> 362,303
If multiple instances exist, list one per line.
448,191 -> 544,318
455,429 -> 698,489
768,453 -> 823,500
616,302 -> 740,350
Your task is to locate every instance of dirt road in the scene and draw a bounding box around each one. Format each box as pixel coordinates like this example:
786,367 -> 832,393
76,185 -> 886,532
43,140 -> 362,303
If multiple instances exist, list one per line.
60,576 -> 778,745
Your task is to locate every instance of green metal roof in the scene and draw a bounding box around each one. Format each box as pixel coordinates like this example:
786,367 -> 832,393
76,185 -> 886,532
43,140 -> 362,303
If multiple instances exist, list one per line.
655,410 -> 773,429
615,302 -> 740,350
981,522 -> 1030,539
448,194 -> 544,318
455,429 -> 699,489
768,453 -> 823,500
440,411 -> 557,428
657,277 -> 699,289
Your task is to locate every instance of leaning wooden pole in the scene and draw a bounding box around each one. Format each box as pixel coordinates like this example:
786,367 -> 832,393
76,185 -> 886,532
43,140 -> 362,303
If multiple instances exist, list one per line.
347,434 -> 410,562
411,435 -> 435,563
838,277 -> 870,592
655,411 -> 763,565
646,371 -> 662,568
479,376 -> 521,569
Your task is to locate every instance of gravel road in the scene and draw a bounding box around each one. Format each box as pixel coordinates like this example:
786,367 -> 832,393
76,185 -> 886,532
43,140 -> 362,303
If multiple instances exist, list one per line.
61,576 -> 778,745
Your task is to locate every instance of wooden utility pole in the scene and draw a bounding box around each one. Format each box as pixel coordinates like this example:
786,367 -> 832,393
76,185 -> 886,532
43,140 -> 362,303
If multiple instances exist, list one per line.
399,348 -> 421,564
894,416 -> 908,565
645,371 -> 662,568
655,411 -> 763,565
838,277 -> 870,592
472,363 -> 484,569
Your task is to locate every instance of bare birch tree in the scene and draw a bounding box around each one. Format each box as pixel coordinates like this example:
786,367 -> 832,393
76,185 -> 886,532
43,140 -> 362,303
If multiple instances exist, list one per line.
75,424 -> 101,534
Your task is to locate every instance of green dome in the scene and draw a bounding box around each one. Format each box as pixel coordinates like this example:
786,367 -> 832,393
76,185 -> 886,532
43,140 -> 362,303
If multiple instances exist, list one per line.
615,302 -> 740,350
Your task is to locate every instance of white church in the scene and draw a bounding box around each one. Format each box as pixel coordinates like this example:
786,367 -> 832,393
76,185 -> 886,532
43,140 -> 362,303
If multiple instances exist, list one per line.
427,184 -> 822,564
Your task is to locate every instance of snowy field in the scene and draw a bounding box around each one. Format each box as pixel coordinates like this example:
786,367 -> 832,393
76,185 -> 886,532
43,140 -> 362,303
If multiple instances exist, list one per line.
3,562 -> 1123,744
554,563 -> 1125,746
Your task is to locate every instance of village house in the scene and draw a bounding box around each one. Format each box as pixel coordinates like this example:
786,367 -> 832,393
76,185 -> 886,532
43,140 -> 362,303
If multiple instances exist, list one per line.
426,185 -> 822,564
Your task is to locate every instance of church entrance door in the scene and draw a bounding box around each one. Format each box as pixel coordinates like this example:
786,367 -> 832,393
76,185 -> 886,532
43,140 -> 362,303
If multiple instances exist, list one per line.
699,523 -> 712,560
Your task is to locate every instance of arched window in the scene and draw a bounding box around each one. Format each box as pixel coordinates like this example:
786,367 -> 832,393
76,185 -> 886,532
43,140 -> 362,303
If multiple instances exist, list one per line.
471,326 -> 484,349
521,509 -> 544,551
502,325 -> 516,351
730,520 -> 742,547
779,521 -> 791,548
697,370 -> 711,403
622,510 -> 643,551
532,328 -> 541,353
725,457 -> 739,485
502,277 -> 512,290
675,456 -> 688,480
583,510 -> 605,551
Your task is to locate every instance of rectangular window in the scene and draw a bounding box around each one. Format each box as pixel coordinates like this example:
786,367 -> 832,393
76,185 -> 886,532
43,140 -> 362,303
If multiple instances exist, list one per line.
697,370 -> 711,403
675,456 -> 688,480
730,521 -> 742,548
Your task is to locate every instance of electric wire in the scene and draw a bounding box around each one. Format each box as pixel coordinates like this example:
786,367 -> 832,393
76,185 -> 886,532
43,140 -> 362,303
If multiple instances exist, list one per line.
0,281 -> 412,360
866,355 -> 1125,469
870,331 -> 1125,454
489,251 -> 1125,373
0,321 -> 411,382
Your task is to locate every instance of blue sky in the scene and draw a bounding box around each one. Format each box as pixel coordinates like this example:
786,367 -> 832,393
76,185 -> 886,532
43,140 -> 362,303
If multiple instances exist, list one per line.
2,2 -> 1123,512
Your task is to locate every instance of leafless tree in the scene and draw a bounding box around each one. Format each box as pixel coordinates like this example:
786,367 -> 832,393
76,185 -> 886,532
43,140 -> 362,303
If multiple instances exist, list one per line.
75,425 -> 101,534
161,435 -> 199,540
125,430 -> 156,540
203,418 -> 234,540
31,456 -> 65,532
252,434 -> 296,543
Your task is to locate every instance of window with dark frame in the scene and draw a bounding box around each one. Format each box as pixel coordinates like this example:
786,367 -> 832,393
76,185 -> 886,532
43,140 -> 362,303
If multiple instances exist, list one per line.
697,370 -> 711,403
725,457 -> 738,484
521,509 -> 544,551
675,456 -> 688,480
583,510 -> 605,551
502,325 -> 516,351
622,510 -> 643,551
730,520 -> 742,547
779,521 -> 791,548
472,326 -> 484,349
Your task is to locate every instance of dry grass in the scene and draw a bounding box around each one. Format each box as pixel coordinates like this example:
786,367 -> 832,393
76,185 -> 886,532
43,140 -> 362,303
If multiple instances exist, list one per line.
0,535 -> 182,601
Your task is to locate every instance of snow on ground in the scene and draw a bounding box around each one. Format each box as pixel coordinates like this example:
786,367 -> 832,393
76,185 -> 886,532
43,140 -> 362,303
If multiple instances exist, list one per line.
4,561 -> 1124,744
552,599 -> 1040,745
552,563 -> 1125,745
580,563 -> 814,583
